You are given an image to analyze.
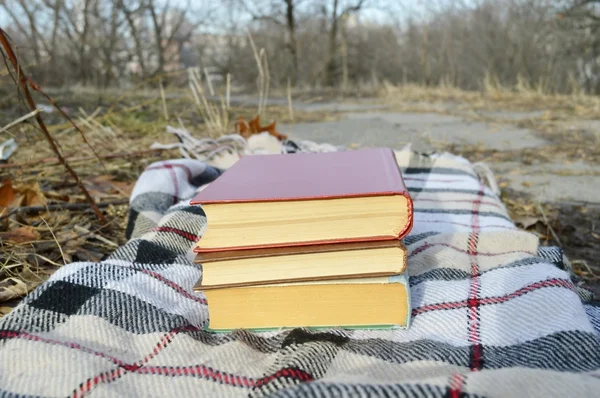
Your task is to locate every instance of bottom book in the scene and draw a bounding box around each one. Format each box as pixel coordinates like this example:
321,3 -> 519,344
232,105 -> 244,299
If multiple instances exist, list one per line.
199,273 -> 411,332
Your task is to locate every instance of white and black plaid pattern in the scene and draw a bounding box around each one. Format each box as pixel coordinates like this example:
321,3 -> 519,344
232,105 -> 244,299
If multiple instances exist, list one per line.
0,145 -> 598,397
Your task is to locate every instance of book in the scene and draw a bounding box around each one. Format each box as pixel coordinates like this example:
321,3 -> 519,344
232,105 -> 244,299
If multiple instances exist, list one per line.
201,273 -> 411,332
190,148 -> 413,252
195,240 -> 407,289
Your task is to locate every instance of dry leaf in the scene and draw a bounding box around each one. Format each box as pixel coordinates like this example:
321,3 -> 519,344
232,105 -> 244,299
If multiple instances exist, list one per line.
16,182 -> 48,207
0,179 -> 16,208
522,181 -> 533,187
0,181 -> 48,209
84,175 -> 133,199
235,115 -> 287,141
110,180 -> 134,196
0,226 -> 41,243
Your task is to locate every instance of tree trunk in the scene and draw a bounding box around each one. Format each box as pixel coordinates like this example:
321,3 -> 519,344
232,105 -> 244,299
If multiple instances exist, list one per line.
326,0 -> 340,87
148,0 -> 166,76
284,0 -> 299,86
50,0 -> 62,84
120,0 -> 147,79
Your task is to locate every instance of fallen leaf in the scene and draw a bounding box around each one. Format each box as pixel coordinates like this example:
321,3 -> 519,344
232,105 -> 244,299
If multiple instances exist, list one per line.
235,115 -> 287,141
110,180 -> 134,196
0,179 -> 16,208
84,175 -> 133,199
0,181 -> 48,209
16,182 -> 48,207
499,181 -> 509,188
592,232 -> 600,240
0,226 -> 41,243
522,181 -> 533,187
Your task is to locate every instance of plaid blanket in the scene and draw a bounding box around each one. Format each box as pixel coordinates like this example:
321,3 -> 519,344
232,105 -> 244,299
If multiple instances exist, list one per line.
1,140 -> 599,397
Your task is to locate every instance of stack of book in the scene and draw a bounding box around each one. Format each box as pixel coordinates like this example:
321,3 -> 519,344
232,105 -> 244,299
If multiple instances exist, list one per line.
190,148 -> 414,331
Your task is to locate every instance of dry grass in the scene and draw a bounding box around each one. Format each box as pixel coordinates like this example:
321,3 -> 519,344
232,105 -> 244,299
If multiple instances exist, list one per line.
380,80 -> 600,118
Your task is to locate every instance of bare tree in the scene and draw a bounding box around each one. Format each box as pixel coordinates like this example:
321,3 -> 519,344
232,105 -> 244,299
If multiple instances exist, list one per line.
320,0 -> 366,86
242,0 -> 304,85
0,0 -> 49,75
59,0 -> 95,85
118,0 -> 149,79
559,0 -> 600,92
147,0 -> 197,77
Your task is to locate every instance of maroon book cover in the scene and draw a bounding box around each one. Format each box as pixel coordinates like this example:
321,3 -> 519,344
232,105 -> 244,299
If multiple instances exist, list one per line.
190,148 -> 413,252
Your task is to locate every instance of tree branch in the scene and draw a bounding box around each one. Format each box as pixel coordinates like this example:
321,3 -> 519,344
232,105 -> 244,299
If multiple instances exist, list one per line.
0,29 -> 106,223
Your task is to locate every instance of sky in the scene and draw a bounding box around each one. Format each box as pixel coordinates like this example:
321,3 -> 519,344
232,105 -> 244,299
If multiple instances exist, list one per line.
0,0 -> 436,34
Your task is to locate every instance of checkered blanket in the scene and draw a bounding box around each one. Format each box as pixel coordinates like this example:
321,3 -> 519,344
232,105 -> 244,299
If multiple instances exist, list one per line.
1,141 -> 599,397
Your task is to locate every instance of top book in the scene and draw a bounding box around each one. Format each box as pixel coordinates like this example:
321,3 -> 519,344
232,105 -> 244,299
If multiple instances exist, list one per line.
191,147 -> 413,252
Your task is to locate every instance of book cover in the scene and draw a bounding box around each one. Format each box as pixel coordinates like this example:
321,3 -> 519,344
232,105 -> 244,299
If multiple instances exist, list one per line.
190,147 -> 412,204
190,148 -> 414,252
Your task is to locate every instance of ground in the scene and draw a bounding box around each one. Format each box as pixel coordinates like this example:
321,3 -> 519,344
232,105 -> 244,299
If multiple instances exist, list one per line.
0,84 -> 599,315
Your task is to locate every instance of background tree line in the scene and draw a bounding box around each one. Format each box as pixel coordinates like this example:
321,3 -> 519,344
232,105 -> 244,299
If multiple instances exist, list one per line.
2,0 -> 600,94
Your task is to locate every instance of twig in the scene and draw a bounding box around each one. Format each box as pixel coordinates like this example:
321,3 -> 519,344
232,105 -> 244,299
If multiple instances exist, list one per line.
159,78 -> 169,121
0,148 -> 165,170
73,225 -> 118,248
536,203 -> 562,247
39,216 -> 66,265
226,73 -> 231,108
0,107 -> 42,137
0,199 -> 129,222
0,29 -> 106,223
287,77 -> 294,134
571,260 -> 600,279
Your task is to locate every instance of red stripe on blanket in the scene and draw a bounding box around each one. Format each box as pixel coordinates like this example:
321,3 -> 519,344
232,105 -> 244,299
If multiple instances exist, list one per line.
467,183 -> 484,371
0,330 -> 127,367
134,365 -> 313,387
448,373 -> 466,398
146,163 -> 193,182
146,163 -> 193,204
411,278 -> 574,317
409,242 -> 535,258
71,326 -> 197,397
0,326 -> 201,369
133,268 -> 207,305
151,226 -> 199,242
